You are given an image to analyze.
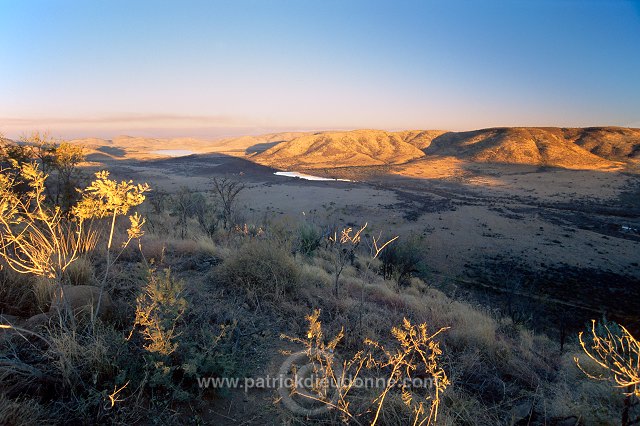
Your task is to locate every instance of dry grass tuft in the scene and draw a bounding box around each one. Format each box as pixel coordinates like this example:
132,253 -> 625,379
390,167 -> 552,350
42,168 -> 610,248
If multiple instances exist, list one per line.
0,267 -> 36,316
32,276 -> 55,312
0,393 -> 48,426
544,349 -> 623,424
217,240 -> 300,299
62,256 -> 95,287
47,323 -> 114,390
298,262 -> 332,289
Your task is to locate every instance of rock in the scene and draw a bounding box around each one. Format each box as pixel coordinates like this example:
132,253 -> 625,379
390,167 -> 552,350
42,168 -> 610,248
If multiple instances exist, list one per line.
25,312 -> 53,330
510,401 -> 533,425
49,285 -> 113,318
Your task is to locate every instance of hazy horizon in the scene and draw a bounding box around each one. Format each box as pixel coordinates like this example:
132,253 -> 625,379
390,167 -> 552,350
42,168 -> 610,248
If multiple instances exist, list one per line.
6,123 -> 640,143
2,1 -> 639,139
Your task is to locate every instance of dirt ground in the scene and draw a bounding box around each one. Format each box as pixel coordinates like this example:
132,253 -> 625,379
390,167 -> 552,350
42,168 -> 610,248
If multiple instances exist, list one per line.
93,153 -> 640,334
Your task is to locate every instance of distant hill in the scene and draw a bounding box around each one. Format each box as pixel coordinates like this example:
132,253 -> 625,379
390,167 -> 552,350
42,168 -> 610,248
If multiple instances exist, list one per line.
7,126 -> 639,170
424,127 -> 640,169
215,132 -> 308,154
254,127 -> 640,170
253,129 -> 432,169
68,132 -> 306,162
564,127 -> 640,159
393,130 -> 449,150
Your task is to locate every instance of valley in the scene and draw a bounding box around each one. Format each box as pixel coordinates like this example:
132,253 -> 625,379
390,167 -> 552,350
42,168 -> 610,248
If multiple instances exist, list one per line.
88,127 -> 640,336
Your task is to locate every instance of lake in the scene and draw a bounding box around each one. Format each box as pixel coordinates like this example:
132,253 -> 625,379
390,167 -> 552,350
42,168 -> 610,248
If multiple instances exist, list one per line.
274,171 -> 351,182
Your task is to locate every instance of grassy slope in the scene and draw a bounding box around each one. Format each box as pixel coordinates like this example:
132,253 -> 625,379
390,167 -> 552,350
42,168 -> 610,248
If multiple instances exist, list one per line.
39,126 -> 640,171
254,127 -> 640,171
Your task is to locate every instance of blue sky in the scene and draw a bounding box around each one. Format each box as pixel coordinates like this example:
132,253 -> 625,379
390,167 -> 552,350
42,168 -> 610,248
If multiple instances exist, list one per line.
1,0 -> 639,138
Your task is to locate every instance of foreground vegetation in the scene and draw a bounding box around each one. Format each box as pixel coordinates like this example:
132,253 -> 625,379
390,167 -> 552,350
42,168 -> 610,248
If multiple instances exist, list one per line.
0,136 -> 638,425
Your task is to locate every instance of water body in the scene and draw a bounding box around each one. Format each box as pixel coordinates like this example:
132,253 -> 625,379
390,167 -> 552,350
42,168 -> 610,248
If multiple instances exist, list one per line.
274,171 -> 351,182
153,149 -> 195,157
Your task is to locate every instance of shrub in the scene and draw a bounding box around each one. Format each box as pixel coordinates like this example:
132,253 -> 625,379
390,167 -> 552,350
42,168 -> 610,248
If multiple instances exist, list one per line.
190,192 -> 220,238
297,223 -> 323,256
326,223 -> 397,298
171,188 -> 196,239
133,268 -> 187,357
575,319 -> 640,425
217,240 -> 300,298
0,162 -> 149,309
0,162 -> 96,279
379,235 -> 427,287
129,267 -> 239,402
281,310 -> 449,425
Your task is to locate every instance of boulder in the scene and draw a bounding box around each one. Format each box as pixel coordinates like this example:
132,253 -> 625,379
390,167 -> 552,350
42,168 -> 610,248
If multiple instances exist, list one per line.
24,312 -> 53,330
49,285 -> 113,318
509,401 -> 534,425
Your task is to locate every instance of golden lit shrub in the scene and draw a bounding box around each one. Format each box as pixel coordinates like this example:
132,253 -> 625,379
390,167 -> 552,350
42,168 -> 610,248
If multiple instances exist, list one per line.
133,268 -> 187,357
282,309 -> 449,425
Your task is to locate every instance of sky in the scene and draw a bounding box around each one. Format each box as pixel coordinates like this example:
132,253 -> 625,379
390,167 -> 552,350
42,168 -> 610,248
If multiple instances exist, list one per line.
1,0 -> 639,139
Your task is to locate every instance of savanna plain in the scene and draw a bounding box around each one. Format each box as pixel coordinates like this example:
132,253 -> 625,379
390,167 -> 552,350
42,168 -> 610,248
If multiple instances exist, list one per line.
0,127 -> 639,425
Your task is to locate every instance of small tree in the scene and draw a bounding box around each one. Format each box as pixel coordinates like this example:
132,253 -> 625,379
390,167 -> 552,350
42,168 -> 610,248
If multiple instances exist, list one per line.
169,189 -> 219,239
2,134 -> 85,212
328,225 -> 365,297
0,138 -> 35,198
328,223 -> 397,298
575,320 -> 640,426
28,132 -> 57,177
379,235 -> 425,288
51,142 -> 84,211
0,139 -> 32,168
190,192 -> 220,238
73,170 -> 150,257
171,188 -> 194,239
210,177 -> 245,230
74,171 -> 150,316
148,188 -> 169,214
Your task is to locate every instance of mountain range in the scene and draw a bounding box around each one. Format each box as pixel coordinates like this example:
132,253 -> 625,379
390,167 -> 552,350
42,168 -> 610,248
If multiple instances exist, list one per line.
253,127 -> 640,170
7,127 -> 640,171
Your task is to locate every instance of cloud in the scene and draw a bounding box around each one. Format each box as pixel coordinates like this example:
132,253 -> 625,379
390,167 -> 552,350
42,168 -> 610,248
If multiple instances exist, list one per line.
0,114 -> 297,139
0,113 -> 247,128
